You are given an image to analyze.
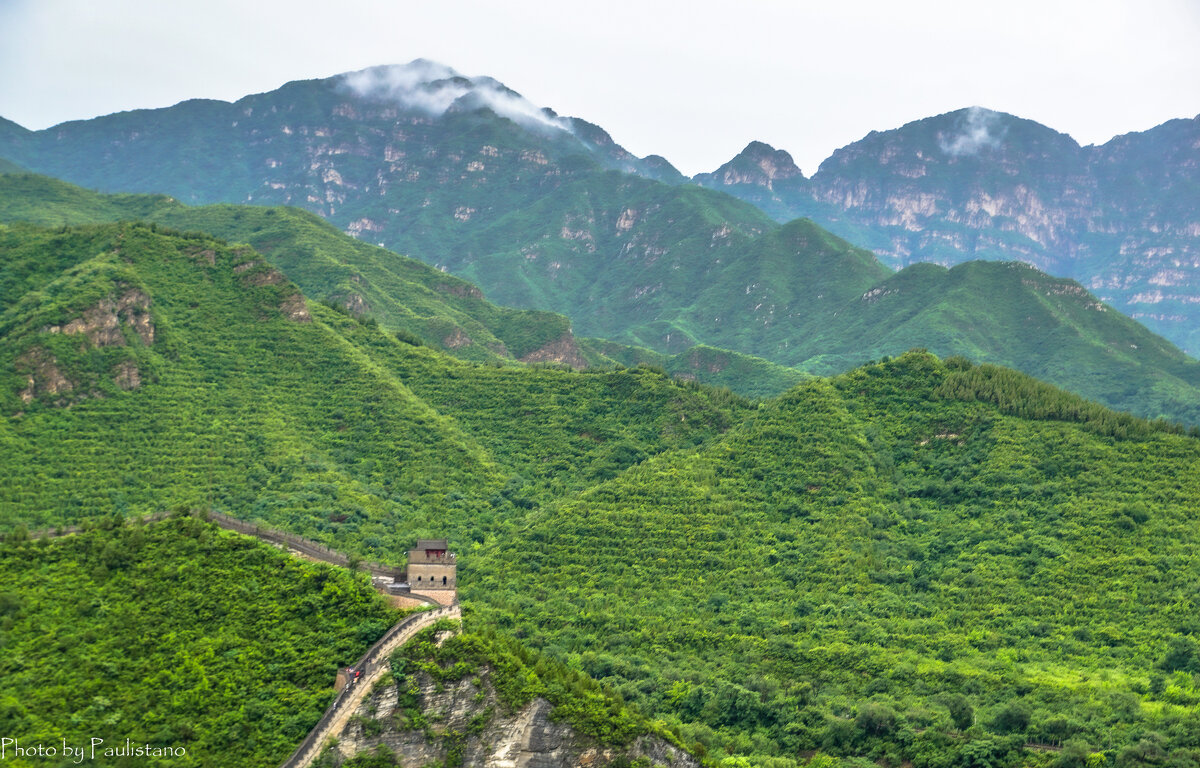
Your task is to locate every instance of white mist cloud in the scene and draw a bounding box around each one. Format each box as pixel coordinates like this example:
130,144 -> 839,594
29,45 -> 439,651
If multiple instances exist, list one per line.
938,106 -> 1007,156
339,59 -> 570,134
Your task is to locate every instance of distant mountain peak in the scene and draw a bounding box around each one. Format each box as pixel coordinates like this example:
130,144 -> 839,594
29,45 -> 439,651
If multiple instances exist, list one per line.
637,154 -> 685,184
697,140 -> 805,189
338,59 -> 570,134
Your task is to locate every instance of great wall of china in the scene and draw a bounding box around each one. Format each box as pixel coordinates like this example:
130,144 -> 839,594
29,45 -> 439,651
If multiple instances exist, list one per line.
5,511 -> 460,768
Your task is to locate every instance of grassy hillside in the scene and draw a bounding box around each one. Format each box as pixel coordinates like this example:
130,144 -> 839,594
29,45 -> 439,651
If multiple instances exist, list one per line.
6,180 -> 1200,767
467,351 -> 1200,766
580,339 -> 810,399
0,515 -> 400,768
789,261 -> 1200,424
6,159 -> 1200,426
0,221 -> 506,548
322,321 -> 749,501
0,170 -> 812,397
0,172 -> 573,363
0,220 -> 746,551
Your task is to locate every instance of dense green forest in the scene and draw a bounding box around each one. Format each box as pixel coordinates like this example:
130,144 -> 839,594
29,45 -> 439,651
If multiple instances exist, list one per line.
0,171 -> 573,364
465,352 -> 1200,766
0,515 -> 400,767
0,170 -> 807,398
0,220 -> 745,553
0,221 -> 505,545
579,340 -> 810,399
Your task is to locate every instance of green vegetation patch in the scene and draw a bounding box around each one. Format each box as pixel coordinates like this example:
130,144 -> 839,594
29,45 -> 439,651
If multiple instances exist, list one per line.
467,352 -> 1200,767
0,515 -> 399,767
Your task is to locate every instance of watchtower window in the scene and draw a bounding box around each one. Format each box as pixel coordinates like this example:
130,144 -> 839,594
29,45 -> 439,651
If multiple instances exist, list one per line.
442,575 -> 447,585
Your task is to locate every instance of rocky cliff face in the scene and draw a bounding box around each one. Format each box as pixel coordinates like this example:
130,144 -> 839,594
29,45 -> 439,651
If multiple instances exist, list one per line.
15,285 -> 157,407
809,108 -> 1094,271
517,332 -> 587,368
697,109 -> 1200,353
326,665 -> 698,768
694,140 -> 803,191
692,141 -> 809,221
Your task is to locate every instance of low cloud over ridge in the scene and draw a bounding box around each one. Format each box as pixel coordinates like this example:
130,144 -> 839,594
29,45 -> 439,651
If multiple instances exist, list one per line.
339,59 -> 570,134
938,106 -> 1006,156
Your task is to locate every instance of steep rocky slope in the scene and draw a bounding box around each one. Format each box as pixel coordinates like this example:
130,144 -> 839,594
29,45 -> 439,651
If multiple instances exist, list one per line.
328,639 -> 698,768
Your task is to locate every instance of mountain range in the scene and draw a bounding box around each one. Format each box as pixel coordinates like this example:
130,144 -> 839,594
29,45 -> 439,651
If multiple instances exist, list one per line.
695,107 -> 1200,354
2,62 -> 1200,423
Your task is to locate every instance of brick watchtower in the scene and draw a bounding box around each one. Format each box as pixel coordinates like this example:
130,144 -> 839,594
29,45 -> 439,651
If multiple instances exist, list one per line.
407,538 -> 456,590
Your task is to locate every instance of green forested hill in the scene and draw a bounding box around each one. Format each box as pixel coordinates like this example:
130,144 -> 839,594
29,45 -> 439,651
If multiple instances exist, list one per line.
5,169 -> 1200,423
579,339 -> 810,399
0,221 -> 509,548
697,111 -> 1200,358
787,260 -> 1200,423
6,215 -> 1200,767
0,172 -> 574,364
7,68 -> 1200,426
0,220 -> 746,551
0,517 -> 681,768
0,515 -> 400,767
467,352 -> 1200,766
0,171 -> 807,398
8,62 -> 1200,768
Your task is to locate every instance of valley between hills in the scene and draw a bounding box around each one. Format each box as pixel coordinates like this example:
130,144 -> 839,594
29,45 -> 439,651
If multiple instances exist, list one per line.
2,60 -> 1200,768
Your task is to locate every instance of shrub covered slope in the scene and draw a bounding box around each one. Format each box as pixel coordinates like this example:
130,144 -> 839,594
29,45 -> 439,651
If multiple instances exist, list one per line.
467,352 -> 1200,766
4,185 -> 1200,768
0,516 -> 400,767
0,220 -> 745,554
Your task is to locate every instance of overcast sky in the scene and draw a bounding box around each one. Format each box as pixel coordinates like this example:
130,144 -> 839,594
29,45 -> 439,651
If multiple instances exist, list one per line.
2,0 -> 1198,176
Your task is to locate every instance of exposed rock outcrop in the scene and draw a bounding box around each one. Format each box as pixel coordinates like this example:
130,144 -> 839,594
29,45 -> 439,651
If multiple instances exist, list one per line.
243,267 -> 286,286
337,292 -> 369,316
439,282 -> 484,299
518,333 -> 587,369
280,293 -> 313,323
695,140 -> 805,190
443,327 -> 473,349
329,666 -> 697,768
47,288 -> 154,347
16,347 -> 73,403
112,360 -> 141,390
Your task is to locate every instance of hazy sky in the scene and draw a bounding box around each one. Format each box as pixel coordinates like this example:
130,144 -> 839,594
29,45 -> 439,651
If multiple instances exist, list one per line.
2,0 -> 1198,176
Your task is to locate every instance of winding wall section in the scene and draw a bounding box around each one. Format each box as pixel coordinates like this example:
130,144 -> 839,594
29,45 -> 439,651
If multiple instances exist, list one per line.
7,512 -> 459,766
279,603 -> 461,768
